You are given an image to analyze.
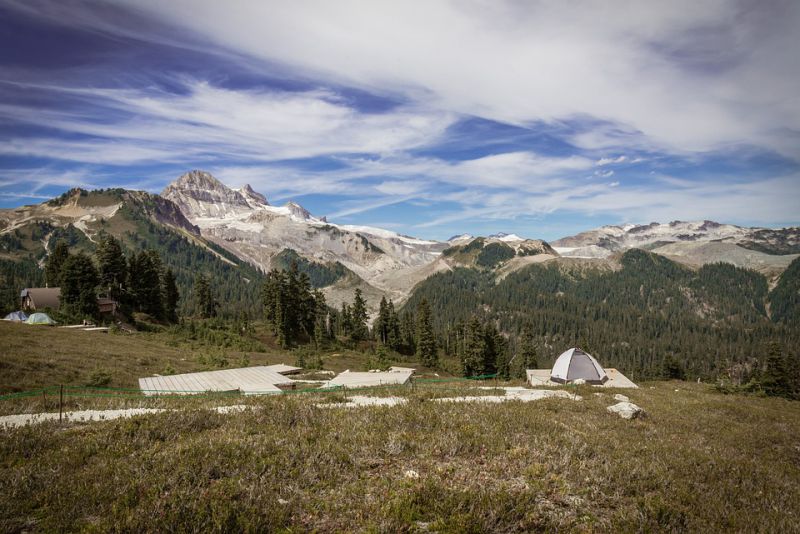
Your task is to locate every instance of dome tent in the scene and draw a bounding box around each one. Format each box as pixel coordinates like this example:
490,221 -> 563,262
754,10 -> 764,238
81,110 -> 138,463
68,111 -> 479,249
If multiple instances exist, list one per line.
551,348 -> 608,385
3,311 -> 28,322
25,312 -> 57,325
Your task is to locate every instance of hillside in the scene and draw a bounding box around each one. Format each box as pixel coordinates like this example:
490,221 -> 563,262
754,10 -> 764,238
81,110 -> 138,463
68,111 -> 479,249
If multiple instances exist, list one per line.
403,250 -> 800,380
0,188 -> 265,316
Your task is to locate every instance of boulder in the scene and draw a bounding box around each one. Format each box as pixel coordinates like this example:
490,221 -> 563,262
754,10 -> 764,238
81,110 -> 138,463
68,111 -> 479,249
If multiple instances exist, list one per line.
613,394 -> 629,402
607,401 -> 645,420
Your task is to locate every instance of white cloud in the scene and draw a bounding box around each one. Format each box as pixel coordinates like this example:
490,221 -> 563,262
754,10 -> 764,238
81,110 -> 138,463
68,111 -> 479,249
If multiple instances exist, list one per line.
89,0 -> 800,158
0,80 -> 456,164
596,156 -> 628,166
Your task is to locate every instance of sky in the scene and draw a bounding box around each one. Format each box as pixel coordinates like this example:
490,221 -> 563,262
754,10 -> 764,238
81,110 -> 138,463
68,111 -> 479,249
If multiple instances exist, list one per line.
0,0 -> 799,241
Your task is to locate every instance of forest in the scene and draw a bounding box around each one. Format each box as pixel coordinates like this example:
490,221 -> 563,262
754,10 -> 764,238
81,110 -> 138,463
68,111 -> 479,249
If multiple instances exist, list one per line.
403,249 -> 800,383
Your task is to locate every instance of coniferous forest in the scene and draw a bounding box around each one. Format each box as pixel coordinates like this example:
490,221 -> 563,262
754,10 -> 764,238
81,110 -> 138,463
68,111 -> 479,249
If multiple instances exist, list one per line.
403,250 -> 800,384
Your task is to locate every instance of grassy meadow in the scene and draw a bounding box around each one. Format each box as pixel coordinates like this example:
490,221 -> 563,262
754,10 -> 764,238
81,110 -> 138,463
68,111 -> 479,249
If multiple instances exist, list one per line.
1,321 -> 800,531
0,382 -> 799,531
0,321 -> 430,394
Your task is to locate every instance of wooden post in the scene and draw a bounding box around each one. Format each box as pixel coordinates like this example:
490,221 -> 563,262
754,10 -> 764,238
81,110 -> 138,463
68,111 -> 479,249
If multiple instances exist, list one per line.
42,388 -> 47,411
59,385 -> 63,422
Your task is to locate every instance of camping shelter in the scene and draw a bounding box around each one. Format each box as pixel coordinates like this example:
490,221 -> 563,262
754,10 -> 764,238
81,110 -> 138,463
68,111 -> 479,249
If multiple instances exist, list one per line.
3,311 -> 28,322
20,288 -> 61,310
25,312 -> 57,325
550,348 -> 608,385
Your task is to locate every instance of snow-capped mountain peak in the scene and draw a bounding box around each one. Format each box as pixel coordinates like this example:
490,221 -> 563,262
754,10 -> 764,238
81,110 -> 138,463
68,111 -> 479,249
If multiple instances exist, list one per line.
238,184 -> 269,208
490,232 -> 525,242
447,233 -> 474,243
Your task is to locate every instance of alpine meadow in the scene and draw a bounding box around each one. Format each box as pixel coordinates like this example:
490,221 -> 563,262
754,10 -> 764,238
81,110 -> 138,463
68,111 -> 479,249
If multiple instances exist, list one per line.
2,1 -> 800,532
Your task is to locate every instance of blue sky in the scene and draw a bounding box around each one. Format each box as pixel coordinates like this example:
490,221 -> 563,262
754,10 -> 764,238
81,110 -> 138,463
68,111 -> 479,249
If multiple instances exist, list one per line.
1,0 -> 798,241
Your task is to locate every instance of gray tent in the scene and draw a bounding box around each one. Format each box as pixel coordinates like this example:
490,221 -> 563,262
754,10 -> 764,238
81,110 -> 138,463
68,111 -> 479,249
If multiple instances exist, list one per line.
550,348 -> 609,385
3,311 -> 28,322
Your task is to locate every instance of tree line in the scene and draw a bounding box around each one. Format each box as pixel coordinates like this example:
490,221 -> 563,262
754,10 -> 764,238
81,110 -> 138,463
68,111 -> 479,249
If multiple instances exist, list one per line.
43,234 -> 180,322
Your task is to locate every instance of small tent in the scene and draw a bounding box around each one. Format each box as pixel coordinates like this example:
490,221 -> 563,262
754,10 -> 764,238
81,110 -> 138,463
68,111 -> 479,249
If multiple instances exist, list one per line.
3,311 -> 28,322
25,312 -> 57,325
551,348 -> 608,385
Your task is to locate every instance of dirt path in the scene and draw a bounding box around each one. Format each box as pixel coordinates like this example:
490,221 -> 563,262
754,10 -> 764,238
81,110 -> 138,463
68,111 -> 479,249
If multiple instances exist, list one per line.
0,388 -> 582,428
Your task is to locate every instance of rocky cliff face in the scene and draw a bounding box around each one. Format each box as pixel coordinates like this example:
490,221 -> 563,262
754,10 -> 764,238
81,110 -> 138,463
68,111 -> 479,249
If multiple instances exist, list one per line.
159,171 -> 449,306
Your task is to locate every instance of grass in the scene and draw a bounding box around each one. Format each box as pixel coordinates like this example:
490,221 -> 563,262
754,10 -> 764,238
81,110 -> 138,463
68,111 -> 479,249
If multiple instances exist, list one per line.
0,322 -> 292,393
0,321 -> 449,395
0,382 -> 799,532
2,323 -> 800,531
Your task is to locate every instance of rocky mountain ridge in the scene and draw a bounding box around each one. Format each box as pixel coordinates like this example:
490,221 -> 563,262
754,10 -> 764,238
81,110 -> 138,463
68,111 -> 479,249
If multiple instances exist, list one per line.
2,171 -> 799,311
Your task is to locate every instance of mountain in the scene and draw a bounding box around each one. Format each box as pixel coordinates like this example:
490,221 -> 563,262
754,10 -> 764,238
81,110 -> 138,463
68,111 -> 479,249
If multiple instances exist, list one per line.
553,220 -> 800,276
0,187 -> 265,316
161,170 -> 448,309
3,172 -> 799,320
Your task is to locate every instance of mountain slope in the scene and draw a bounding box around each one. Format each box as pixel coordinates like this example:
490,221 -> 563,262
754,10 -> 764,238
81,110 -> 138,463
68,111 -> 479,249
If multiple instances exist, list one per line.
0,188 -> 265,316
161,171 -> 448,307
554,220 -> 800,256
403,248 -> 799,379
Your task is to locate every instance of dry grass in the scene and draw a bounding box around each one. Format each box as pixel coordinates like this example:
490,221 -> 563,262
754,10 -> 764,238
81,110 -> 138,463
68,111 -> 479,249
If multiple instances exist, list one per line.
0,322 -> 299,393
1,382 -> 799,532
0,322 -> 440,395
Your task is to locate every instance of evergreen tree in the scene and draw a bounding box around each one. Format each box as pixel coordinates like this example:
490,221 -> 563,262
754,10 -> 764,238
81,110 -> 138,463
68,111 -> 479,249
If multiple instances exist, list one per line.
45,240 -> 70,287
462,316 -> 486,377
195,273 -> 217,319
760,342 -> 795,398
400,310 -> 416,354
415,298 -> 437,367
519,327 -> 538,372
161,268 -> 180,322
386,300 -> 401,351
341,302 -> 352,338
129,250 -> 164,319
60,252 -> 99,319
374,296 -> 390,344
95,234 -> 127,300
313,289 -> 328,350
662,355 -> 687,380
376,343 -> 391,370
350,288 -> 369,341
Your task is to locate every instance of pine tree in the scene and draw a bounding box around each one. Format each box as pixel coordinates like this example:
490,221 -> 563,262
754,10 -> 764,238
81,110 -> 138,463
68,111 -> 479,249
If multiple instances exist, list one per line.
760,342 -> 794,398
130,250 -> 164,319
95,234 -> 127,300
60,252 -> 99,319
161,268 -> 180,322
400,310 -> 416,354
375,296 -> 390,344
350,288 -> 369,342
386,300 -> 401,351
519,326 -> 538,376
45,240 -> 70,287
462,316 -> 485,377
313,289 -> 328,350
415,298 -> 437,367
341,302 -> 352,338
195,273 -> 217,319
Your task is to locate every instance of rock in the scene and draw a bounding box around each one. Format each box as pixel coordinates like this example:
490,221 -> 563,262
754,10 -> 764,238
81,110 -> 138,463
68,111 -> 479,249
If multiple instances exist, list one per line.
607,401 -> 645,420
572,378 -> 587,385
404,469 -> 420,479
613,394 -> 629,402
